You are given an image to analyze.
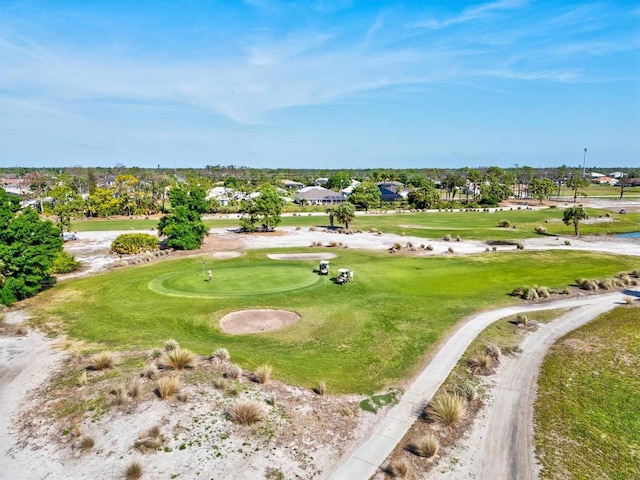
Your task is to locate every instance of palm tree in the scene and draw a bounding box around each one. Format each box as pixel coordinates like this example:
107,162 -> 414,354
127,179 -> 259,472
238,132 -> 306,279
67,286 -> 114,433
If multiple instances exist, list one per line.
335,203 -> 355,230
326,207 -> 335,228
563,205 -> 588,236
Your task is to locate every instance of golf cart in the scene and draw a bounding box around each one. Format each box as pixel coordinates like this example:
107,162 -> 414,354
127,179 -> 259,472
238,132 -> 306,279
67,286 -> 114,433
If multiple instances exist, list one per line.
319,260 -> 330,275
336,268 -> 353,285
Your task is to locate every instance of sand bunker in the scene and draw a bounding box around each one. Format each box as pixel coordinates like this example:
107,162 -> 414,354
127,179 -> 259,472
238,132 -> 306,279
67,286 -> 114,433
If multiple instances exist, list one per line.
212,251 -> 243,259
267,253 -> 336,260
220,309 -> 300,334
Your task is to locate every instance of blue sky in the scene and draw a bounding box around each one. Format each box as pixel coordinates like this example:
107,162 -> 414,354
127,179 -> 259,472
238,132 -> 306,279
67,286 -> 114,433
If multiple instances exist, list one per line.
1,0 -> 639,170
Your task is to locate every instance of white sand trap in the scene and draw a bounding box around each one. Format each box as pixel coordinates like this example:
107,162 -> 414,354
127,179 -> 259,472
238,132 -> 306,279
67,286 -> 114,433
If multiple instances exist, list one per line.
212,251 -> 243,259
267,253 -> 336,260
220,309 -> 300,334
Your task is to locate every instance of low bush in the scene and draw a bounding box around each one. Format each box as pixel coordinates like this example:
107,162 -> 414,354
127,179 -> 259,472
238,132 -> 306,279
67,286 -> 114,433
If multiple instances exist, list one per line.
535,226 -> 547,234
141,365 -> 157,379
163,339 -> 179,351
454,381 -> 477,402
425,392 -> 467,427
426,244 -> 434,251
444,234 -> 452,241
49,250 -> 81,274
136,425 -> 165,450
77,370 -> 88,386
111,233 -> 159,255
497,220 -> 511,228
111,384 -> 128,405
128,379 -> 141,399
408,433 -> 440,458
228,400 -> 266,426
486,344 -> 502,362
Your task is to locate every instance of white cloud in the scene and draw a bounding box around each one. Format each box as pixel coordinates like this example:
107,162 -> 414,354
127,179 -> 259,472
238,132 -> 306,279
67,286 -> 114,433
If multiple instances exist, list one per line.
412,0 -> 529,30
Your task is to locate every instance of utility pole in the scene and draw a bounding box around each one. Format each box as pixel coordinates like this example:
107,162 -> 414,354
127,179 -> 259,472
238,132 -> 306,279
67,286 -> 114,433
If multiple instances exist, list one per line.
582,148 -> 588,178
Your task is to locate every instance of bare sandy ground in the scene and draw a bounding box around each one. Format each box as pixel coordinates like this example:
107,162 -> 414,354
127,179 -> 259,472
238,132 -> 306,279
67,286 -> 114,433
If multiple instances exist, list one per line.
220,309 -> 301,334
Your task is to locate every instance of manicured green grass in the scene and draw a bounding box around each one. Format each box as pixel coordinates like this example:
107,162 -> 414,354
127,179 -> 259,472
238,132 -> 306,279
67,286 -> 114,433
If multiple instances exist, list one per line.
71,208 -> 640,239
535,306 -> 640,480
32,248 -> 638,394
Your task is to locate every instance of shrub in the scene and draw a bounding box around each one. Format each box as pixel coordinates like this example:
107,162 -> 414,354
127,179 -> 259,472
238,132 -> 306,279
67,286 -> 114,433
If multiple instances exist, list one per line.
455,235 -> 461,242
163,339 -> 180,351
393,242 -> 402,250
156,376 -> 181,399
536,286 -> 550,298
160,348 -> 196,370
426,244 -> 434,251
386,457 -> 410,478
49,250 -> 81,274
497,220 -> 511,228
88,352 -> 114,371
314,381 -> 327,396
624,296 -> 635,305
467,353 -> 493,374
454,382 -> 477,402
225,364 -> 242,379
425,392 -> 467,427
516,314 -> 528,326
564,240 -> 571,246
447,246 -> 454,253
409,433 -> 440,458
151,349 -> 162,360
111,233 -> 159,255
576,278 -> 599,291
212,347 -> 230,363
516,243 -> 524,250
444,234 -> 451,241
228,400 -> 266,426
535,226 -> 547,234
125,461 -> 143,480
254,364 -> 272,384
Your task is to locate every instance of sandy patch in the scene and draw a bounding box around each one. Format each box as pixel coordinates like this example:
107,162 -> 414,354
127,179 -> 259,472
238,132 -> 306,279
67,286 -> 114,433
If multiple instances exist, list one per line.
220,309 -> 300,334
212,251 -> 243,259
267,253 -> 337,260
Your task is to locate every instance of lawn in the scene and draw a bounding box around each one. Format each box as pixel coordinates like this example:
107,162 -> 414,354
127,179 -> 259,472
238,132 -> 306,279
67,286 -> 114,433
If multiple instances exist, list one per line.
71,207 -> 640,240
31,248 -> 639,394
535,306 -> 640,480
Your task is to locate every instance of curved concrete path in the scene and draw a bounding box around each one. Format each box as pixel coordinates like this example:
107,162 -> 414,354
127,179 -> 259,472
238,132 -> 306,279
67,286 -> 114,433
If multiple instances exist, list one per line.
324,290 -> 637,479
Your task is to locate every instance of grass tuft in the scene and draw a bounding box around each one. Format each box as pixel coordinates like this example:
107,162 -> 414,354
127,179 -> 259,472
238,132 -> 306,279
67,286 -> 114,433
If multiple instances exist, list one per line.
225,364 -> 242,379
254,364 -> 272,384
425,392 -> 467,427
314,381 -> 327,396
467,353 -> 493,375
156,376 -> 180,400
77,370 -> 88,386
386,457 -> 410,478
88,352 -> 115,371
111,384 -> 128,405
212,347 -> 230,363
163,339 -> 179,351
228,399 -> 266,426
78,435 -> 95,452
160,348 -> 196,370
125,460 -> 143,480
408,433 -> 440,458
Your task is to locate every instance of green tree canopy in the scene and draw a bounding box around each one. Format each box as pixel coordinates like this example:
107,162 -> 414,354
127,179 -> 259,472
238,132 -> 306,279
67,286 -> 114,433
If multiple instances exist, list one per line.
566,176 -> 590,203
0,189 -> 63,305
239,183 -> 284,232
158,185 -> 208,250
529,178 -> 555,204
326,171 -> 351,191
347,182 -> 381,211
407,184 -> 440,209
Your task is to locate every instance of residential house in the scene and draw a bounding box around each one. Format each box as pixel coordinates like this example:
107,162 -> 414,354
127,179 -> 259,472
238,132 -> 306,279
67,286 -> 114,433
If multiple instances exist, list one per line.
294,186 -> 343,205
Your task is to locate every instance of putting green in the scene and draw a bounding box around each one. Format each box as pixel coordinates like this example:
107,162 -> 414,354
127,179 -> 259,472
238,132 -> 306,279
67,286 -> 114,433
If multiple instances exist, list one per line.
148,263 -> 323,298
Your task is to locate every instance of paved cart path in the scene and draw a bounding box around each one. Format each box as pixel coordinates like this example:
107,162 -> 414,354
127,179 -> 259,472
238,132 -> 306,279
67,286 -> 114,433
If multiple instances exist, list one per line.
324,290 -> 636,480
